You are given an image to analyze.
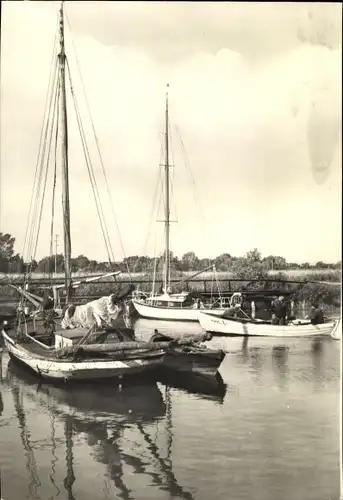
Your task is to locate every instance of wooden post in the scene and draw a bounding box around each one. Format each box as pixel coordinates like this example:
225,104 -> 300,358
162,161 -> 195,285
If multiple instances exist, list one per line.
251,300 -> 256,319
290,300 -> 295,317
301,300 -> 306,319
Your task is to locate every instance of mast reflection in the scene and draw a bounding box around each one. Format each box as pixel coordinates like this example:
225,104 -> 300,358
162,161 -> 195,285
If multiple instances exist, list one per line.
5,358 -> 222,500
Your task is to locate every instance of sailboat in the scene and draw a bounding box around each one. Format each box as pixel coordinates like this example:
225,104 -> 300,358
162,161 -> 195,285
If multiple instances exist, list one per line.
1,2 -> 165,381
131,87 -> 226,322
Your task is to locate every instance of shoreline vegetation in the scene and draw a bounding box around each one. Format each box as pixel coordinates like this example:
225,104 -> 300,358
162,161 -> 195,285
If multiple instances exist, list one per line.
1,232 -> 341,309
0,268 -> 341,280
1,269 -> 341,313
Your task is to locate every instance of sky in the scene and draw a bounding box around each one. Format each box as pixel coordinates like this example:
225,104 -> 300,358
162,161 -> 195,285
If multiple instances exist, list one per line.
0,1 -> 341,264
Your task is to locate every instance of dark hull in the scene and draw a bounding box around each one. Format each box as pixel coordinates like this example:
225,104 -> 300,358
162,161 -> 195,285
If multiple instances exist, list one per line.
158,370 -> 227,401
161,347 -> 225,378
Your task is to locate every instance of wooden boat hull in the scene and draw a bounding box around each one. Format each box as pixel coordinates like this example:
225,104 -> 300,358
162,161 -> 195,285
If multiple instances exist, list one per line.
132,299 -> 225,322
198,312 -> 341,338
2,330 -> 164,382
149,331 -> 225,377
162,346 -> 225,377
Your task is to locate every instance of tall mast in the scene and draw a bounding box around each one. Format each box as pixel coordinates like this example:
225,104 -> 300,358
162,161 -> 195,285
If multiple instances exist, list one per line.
163,84 -> 170,294
58,1 -> 72,301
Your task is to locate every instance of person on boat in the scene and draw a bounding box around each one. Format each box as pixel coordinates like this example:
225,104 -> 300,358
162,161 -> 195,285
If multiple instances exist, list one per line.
222,292 -> 243,319
271,296 -> 288,325
42,288 -> 54,311
308,304 -> 324,325
195,298 -> 204,309
222,306 -> 237,319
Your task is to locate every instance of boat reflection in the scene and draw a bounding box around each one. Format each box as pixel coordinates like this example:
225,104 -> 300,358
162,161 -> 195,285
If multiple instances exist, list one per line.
272,345 -> 289,375
310,337 -> 327,384
6,359 -> 166,424
3,356 -> 228,500
11,384 -> 42,499
233,335 -> 330,389
158,371 -> 227,402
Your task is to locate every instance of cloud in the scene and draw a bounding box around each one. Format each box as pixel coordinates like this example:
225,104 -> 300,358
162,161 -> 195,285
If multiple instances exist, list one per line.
0,1 -> 341,264
65,2 -> 342,61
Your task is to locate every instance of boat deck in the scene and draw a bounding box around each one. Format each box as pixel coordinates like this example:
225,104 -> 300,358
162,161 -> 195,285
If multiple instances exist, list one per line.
3,327 -> 163,363
7,335 -> 57,360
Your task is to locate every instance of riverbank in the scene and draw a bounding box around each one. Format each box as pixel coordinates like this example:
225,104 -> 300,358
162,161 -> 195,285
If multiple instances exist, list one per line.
1,269 -> 340,311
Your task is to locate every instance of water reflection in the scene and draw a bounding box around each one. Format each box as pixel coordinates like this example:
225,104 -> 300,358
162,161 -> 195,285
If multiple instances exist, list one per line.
49,412 -> 60,498
272,346 -> 289,373
159,372 -> 227,402
2,358 -> 226,499
0,325 -> 340,500
222,334 -> 338,393
11,385 -> 42,499
0,391 -> 3,416
310,338 -> 326,385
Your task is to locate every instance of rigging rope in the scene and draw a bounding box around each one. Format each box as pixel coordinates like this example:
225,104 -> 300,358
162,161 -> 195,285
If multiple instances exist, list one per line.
214,267 -> 223,303
131,166 -> 163,274
25,56 -> 60,275
32,75 -> 61,264
174,124 -> 208,240
131,126 -> 168,275
27,67 -> 59,264
23,24 -> 59,272
49,86 -> 61,282
64,12 -> 130,277
66,59 -> 116,269
168,121 -> 178,225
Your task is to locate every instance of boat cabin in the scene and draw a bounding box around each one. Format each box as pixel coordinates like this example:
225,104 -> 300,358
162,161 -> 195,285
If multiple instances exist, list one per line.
55,329 -> 88,349
144,292 -> 197,309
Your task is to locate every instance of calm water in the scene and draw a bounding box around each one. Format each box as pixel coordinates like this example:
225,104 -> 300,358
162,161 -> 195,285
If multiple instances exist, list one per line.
0,317 -> 341,500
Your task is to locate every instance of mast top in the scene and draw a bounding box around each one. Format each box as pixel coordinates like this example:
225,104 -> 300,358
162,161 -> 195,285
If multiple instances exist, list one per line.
59,1 -> 65,55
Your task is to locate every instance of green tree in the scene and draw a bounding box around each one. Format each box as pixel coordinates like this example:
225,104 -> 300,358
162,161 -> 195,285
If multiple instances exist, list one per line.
301,262 -> 311,269
7,254 -> 25,273
288,262 -> 299,269
231,248 -> 268,280
198,257 -> 212,270
314,261 -> 331,269
263,255 -> 288,271
214,253 -> 232,271
71,254 -> 90,271
181,251 -> 199,271
37,254 -> 64,273
0,232 -> 16,271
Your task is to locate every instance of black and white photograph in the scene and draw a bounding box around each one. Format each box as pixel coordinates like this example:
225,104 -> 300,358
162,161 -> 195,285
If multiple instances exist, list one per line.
0,2 -> 341,499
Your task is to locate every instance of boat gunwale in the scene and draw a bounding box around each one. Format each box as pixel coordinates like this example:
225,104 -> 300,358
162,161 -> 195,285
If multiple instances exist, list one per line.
133,298 -> 224,310
199,310 -> 337,327
1,330 -> 165,363
132,298 -> 200,310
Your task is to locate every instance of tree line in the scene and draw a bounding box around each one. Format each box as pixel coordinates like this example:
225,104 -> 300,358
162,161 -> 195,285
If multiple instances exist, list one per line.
1,232 -> 341,277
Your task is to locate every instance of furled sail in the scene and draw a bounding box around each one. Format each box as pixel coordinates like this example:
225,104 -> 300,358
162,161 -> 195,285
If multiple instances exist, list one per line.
61,284 -> 135,329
